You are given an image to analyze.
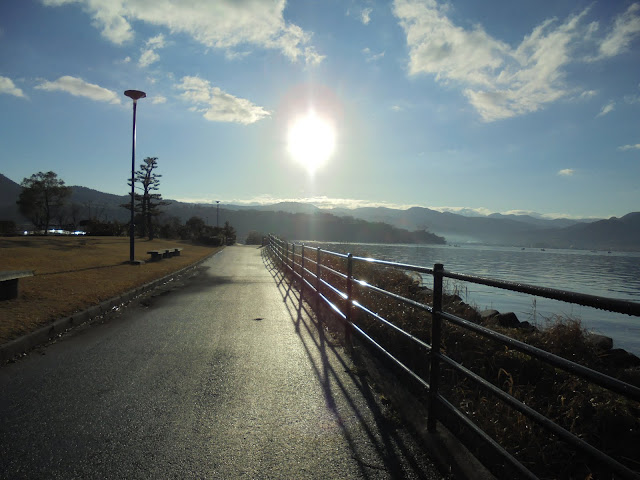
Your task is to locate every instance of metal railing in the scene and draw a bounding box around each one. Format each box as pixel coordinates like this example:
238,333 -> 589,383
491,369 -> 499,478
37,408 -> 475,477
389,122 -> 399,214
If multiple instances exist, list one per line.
265,235 -> 640,480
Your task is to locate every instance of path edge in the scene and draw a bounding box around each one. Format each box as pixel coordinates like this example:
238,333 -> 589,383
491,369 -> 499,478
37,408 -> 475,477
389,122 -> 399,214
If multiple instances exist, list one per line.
0,249 -> 222,364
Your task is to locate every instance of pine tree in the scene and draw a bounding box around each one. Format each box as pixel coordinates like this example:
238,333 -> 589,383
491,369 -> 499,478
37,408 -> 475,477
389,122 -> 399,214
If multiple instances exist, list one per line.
123,157 -> 169,239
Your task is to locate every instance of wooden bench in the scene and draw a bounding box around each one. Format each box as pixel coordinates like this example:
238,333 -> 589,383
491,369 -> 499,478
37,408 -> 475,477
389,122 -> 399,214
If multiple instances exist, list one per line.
0,270 -> 34,300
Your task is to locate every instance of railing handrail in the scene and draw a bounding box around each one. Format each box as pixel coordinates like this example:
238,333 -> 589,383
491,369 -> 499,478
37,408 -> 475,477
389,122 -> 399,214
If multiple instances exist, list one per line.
265,235 -> 640,479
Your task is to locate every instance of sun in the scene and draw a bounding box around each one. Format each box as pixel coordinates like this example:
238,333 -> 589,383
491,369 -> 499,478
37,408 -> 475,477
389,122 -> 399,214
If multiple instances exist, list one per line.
287,110 -> 336,174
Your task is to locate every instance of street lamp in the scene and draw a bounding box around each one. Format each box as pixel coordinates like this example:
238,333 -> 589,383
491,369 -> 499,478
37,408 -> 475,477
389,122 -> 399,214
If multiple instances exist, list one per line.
216,200 -> 220,229
124,89 -> 146,264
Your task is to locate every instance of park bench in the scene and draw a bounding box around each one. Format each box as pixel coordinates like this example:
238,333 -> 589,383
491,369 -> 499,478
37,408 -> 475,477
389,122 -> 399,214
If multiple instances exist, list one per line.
0,270 -> 34,300
147,250 -> 167,261
147,248 -> 182,261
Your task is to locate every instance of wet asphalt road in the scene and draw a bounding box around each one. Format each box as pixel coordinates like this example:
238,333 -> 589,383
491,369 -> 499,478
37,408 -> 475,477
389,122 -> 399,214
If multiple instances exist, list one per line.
0,246 -> 442,479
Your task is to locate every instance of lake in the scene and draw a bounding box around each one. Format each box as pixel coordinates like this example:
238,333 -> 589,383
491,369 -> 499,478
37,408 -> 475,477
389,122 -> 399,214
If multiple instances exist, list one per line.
297,241 -> 640,356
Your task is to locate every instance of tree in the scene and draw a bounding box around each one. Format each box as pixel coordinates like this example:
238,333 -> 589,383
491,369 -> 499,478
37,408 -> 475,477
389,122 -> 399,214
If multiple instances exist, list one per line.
123,157 -> 169,239
222,221 -> 236,245
17,171 -> 71,234
185,216 -> 206,240
135,157 -> 169,240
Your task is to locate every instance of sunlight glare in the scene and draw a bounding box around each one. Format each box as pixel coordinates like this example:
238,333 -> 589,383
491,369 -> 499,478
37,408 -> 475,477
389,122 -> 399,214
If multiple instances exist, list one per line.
287,111 -> 336,174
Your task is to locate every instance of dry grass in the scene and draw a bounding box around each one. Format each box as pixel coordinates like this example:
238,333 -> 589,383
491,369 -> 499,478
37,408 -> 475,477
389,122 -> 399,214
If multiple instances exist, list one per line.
0,236 -> 220,344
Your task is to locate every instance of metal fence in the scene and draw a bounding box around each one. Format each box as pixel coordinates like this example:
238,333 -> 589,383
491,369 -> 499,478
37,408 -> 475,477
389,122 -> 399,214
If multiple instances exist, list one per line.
265,234 -> 640,479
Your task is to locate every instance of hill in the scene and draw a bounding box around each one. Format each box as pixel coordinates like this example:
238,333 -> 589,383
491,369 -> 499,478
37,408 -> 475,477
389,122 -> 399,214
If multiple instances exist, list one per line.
1,173 -> 638,250
0,175 -> 444,244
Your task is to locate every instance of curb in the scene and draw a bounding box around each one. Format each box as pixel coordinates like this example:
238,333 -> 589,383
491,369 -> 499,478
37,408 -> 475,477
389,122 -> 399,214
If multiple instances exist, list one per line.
0,249 -> 221,364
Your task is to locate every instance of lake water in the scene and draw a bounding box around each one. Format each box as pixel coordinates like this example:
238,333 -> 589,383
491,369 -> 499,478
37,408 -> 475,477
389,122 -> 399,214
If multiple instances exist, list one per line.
298,241 -> 640,356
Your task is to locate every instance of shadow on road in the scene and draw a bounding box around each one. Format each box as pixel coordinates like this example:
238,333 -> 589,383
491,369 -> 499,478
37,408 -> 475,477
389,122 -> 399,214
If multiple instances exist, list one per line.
261,249 -> 437,480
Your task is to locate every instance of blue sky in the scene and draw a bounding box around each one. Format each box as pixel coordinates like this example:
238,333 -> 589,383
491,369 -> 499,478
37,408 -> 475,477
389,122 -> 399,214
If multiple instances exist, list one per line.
1,0 -> 639,219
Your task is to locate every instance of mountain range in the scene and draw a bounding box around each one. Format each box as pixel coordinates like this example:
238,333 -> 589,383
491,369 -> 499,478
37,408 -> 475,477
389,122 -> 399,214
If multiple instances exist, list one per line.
2,173 -> 639,250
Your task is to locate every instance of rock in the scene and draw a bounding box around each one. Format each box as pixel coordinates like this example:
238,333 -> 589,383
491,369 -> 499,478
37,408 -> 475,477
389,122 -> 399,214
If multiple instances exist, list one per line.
619,367 -> 640,388
518,321 -> 536,332
496,312 -> 521,328
600,349 -> 640,369
480,309 -> 499,321
586,333 -> 614,352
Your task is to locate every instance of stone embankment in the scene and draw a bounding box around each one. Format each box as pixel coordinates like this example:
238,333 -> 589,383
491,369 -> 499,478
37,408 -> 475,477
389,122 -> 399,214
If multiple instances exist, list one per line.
444,294 -> 640,379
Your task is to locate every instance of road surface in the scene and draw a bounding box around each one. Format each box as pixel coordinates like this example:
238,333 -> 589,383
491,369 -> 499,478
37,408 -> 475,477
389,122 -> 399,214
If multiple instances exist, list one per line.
1,246 -> 442,479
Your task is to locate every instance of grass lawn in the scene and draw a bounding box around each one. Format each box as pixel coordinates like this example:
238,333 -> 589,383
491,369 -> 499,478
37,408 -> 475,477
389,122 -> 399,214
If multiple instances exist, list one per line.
0,236 -> 220,344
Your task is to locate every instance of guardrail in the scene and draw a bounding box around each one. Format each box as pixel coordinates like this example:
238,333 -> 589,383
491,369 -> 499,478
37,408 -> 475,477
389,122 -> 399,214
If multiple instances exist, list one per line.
265,234 -> 640,479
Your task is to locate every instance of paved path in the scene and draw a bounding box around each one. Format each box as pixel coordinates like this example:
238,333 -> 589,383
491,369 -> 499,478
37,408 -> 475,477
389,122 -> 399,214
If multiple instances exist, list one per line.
0,246 -> 441,479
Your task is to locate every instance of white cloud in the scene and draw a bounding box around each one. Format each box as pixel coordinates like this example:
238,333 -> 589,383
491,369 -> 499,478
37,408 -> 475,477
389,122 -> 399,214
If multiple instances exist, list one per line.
0,76 -> 27,98
176,76 -> 270,125
361,7 -> 372,25
151,95 -> 166,104
429,206 -> 494,216
618,143 -> 640,151
35,75 -> 121,104
393,0 -> 636,122
557,168 -> 575,176
139,34 -> 165,67
596,101 -> 615,117
224,195 -> 419,210
363,47 -> 385,62
304,47 -> 326,67
42,0 -> 134,44
580,89 -> 597,100
139,49 -> 160,67
596,3 -> 640,59
42,0 -> 324,65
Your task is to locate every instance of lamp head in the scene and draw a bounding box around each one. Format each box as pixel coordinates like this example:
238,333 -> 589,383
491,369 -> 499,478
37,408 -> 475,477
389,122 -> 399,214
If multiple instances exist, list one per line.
124,90 -> 146,101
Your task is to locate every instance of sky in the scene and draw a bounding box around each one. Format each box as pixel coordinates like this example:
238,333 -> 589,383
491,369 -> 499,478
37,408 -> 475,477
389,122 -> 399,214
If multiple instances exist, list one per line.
1,0 -> 639,219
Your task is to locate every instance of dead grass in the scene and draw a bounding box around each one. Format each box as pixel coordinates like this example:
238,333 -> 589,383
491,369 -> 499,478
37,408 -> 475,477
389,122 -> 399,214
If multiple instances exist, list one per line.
0,236 -> 220,344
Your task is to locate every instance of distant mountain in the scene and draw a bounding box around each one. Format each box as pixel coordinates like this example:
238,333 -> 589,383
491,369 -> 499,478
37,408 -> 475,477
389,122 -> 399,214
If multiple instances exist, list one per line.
535,212 -> 640,250
0,174 -> 27,224
1,173 -> 637,250
487,212 -> 588,229
322,205 -> 628,248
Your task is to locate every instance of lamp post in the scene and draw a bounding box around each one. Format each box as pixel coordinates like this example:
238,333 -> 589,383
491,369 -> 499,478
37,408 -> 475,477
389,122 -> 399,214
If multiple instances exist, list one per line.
124,89 -> 146,264
216,200 -> 220,229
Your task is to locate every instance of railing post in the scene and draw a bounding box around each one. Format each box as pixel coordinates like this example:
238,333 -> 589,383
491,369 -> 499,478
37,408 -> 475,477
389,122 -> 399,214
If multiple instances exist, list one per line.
291,243 -> 295,275
345,253 -> 353,346
285,241 -> 289,271
301,244 -> 305,295
316,247 -> 321,312
428,263 -> 444,432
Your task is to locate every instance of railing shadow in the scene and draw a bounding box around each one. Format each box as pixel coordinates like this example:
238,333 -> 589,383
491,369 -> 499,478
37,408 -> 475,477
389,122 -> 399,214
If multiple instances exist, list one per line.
262,249 -> 437,479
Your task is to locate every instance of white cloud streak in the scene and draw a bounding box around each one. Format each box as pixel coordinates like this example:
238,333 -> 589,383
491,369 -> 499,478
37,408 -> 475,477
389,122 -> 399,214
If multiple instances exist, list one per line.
618,143 -> 640,151
42,0 -> 324,65
0,76 -> 27,98
596,3 -> 640,59
363,47 -> 385,62
596,101 -> 615,117
35,75 -> 121,104
176,76 -> 270,125
557,168 -> 575,176
361,8 -> 372,25
393,0 -> 639,122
